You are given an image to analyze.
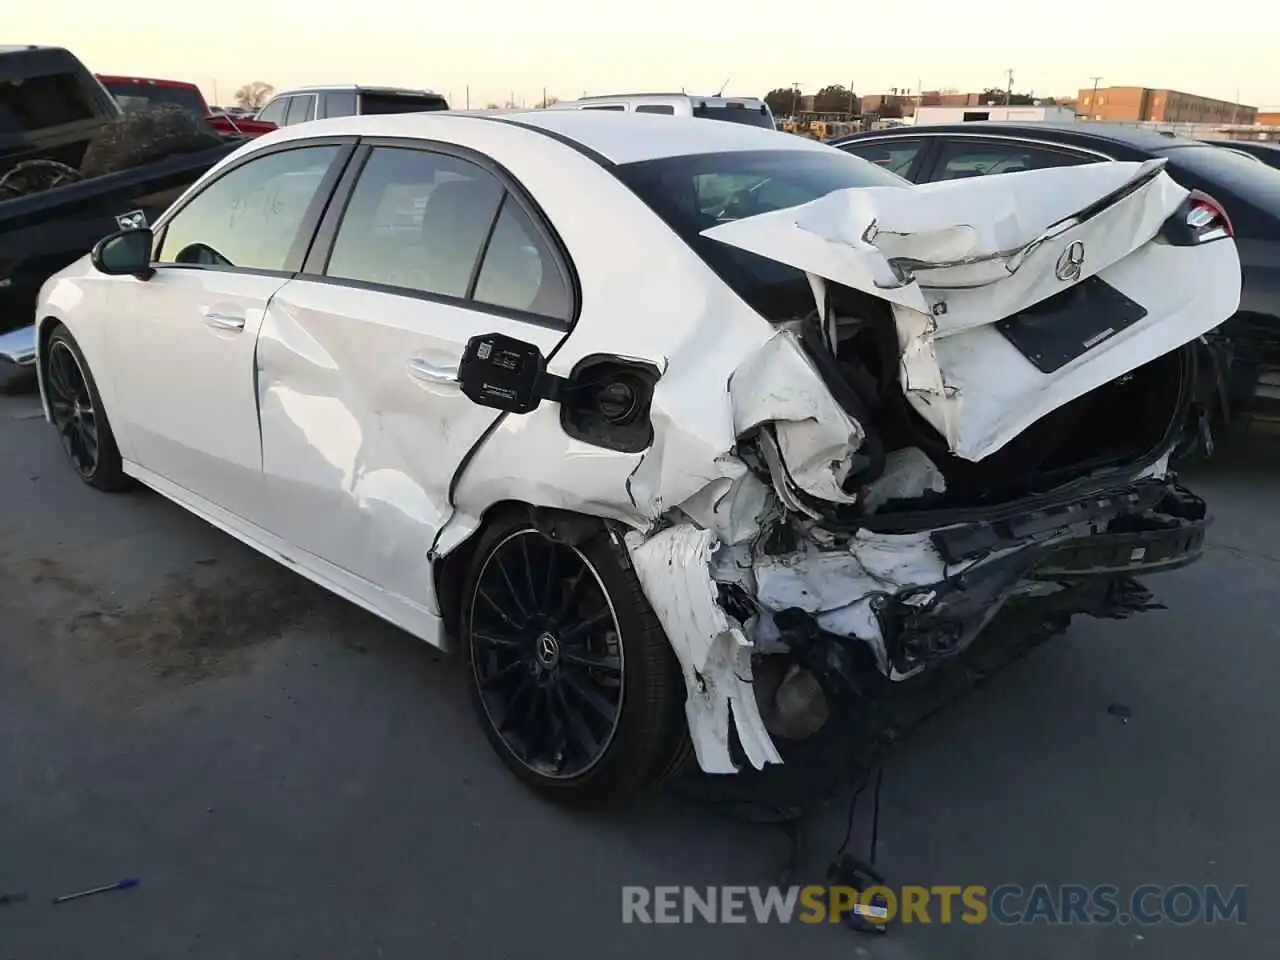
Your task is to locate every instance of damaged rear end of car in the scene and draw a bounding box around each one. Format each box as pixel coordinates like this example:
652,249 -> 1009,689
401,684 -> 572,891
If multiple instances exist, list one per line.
621,157 -> 1239,776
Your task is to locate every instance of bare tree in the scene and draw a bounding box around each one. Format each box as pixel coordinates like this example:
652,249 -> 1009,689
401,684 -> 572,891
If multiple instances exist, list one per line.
536,94 -> 560,108
233,82 -> 275,110
484,102 -> 502,110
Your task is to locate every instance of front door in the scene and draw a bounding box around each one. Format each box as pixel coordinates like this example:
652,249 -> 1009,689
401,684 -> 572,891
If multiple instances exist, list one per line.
103,142 -> 347,526
257,143 -> 575,611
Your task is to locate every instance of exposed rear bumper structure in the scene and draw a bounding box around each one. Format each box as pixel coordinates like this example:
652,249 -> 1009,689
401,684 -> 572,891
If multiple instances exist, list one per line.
629,475 -> 1208,775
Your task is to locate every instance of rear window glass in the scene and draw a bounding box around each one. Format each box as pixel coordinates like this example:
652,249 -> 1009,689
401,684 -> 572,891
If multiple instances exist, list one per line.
1163,145 -> 1280,237
359,92 -> 449,114
0,72 -> 94,133
322,90 -> 358,118
614,148 -> 907,321
691,103 -> 774,129
102,81 -> 207,118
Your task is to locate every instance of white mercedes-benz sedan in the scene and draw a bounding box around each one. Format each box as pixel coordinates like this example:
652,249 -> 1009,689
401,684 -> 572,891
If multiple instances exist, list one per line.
34,110 -> 1240,807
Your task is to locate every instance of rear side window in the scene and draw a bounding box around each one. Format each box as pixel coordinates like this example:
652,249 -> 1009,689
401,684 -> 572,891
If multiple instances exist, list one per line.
841,139 -> 926,178
358,92 -> 449,114
635,104 -> 675,115
933,140 -> 1091,180
321,90 -> 358,118
1163,145 -> 1280,238
324,147 -> 570,320
284,95 -> 316,126
473,197 -> 571,319
0,72 -> 95,132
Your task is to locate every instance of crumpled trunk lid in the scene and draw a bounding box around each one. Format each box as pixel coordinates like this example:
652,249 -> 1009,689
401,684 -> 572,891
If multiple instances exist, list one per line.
702,159 -> 1242,461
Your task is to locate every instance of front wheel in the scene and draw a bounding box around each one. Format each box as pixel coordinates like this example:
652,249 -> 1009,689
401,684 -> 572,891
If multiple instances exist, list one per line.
44,324 -> 131,492
461,514 -> 690,808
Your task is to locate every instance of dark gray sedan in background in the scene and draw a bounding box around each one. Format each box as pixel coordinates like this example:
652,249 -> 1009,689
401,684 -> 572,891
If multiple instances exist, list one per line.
831,122 -> 1280,433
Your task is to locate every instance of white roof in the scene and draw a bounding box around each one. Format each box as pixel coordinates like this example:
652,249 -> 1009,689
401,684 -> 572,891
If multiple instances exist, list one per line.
254,109 -> 828,166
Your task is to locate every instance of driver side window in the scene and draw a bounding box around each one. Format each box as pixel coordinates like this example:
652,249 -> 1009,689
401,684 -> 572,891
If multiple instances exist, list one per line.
155,146 -> 340,272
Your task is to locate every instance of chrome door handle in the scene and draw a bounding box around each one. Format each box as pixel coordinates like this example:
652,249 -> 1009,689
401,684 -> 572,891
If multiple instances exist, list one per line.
202,311 -> 246,331
407,357 -> 458,384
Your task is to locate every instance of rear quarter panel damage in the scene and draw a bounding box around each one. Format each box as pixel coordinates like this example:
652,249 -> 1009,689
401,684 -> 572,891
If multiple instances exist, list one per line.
626,524 -> 782,774
444,151 -> 1238,776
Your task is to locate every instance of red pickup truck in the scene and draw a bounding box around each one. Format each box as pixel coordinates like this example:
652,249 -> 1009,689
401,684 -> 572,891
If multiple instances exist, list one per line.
95,75 -> 277,137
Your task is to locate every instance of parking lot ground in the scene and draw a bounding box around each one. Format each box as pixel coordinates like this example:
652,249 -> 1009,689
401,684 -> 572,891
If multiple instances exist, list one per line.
1,373 -> 1278,959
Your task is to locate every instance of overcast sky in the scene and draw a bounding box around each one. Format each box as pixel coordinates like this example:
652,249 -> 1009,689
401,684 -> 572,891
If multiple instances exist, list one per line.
23,0 -> 1280,110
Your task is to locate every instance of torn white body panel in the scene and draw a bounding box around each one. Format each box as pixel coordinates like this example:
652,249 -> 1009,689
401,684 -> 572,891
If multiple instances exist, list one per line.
626,524 -> 783,774
702,161 -> 1242,461
728,329 -> 864,505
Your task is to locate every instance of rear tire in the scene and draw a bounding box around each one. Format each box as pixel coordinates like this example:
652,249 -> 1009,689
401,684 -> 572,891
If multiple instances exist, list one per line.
461,512 -> 689,808
44,324 -> 131,492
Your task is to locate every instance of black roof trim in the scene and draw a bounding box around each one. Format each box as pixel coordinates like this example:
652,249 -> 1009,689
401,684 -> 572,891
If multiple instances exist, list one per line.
475,115 -> 615,168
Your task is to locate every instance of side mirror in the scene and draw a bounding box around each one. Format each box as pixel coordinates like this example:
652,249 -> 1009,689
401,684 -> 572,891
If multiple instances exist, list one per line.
457,332 -> 564,415
90,227 -> 155,280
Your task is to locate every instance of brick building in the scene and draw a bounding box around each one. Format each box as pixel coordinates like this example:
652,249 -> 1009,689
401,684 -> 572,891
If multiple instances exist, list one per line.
1076,86 -> 1256,124
919,91 -> 983,108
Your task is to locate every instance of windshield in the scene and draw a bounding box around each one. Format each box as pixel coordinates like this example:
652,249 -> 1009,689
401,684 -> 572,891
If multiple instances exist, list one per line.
691,103 -> 775,129
614,148 -> 907,320
103,80 -> 207,118
359,92 -> 449,115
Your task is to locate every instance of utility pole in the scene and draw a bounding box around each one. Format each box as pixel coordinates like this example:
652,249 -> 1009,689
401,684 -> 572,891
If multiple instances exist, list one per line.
848,80 -> 855,117
465,85 -> 470,109
1005,68 -> 1014,105
791,82 -> 801,117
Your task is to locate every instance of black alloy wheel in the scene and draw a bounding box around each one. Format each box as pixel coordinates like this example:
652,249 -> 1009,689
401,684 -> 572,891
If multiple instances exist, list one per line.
43,324 -> 130,492
46,339 -> 100,479
461,515 -> 691,807
469,528 -> 626,779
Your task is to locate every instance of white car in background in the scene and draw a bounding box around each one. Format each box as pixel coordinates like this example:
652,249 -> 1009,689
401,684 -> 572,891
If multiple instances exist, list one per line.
33,110 -> 1238,807
543,93 -> 775,128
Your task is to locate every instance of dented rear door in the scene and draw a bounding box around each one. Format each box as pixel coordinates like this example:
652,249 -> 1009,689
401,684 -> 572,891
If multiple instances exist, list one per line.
254,143 -> 573,616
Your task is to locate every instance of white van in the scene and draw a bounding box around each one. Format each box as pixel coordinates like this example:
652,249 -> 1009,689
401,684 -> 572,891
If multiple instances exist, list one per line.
544,93 -> 775,129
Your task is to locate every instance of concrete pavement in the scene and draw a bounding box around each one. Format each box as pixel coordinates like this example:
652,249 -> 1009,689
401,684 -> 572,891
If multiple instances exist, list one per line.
1,376 -> 1275,959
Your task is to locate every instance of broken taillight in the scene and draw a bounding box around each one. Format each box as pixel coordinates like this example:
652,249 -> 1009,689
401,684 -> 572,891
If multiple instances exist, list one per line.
1159,189 -> 1234,245
1185,190 -> 1234,241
